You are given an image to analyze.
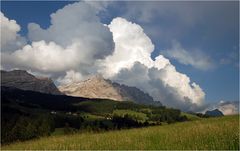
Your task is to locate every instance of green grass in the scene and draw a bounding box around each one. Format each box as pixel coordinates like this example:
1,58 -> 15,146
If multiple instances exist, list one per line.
181,112 -> 202,121
2,115 -> 239,150
74,100 -> 118,114
113,109 -> 148,122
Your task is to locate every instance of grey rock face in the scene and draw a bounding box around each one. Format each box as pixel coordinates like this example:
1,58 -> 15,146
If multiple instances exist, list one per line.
59,75 -> 161,106
59,75 -> 124,101
1,70 -> 62,95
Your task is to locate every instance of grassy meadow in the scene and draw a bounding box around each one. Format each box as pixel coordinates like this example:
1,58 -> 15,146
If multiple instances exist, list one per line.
113,109 -> 149,122
2,115 -> 239,150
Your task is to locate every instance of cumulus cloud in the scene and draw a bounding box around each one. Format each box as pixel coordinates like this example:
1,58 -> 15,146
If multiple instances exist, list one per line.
2,41 -> 81,72
216,101 -> 239,115
2,2 -> 113,75
98,17 -> 155,77
27,1 -> 113,55
100,17 -> 205,111
0,12 -> 26,52
111,62 -> 205,111
0,12 -> 20,47
161,41 -> 214,70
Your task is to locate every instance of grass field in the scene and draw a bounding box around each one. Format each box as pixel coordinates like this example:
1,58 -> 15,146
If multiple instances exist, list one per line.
181,112 -> 202,121
2,115 -> 239,150
113,109 -> 148,122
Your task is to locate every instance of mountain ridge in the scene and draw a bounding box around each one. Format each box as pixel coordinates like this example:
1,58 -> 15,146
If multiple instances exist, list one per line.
1,70 -> 62,95
59,75 -> 162,106
1,70 -> 161,106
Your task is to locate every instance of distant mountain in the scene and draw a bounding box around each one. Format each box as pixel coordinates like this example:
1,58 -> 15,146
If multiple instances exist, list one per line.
1,70 -> 61,95
205,109 -> 224,117
59,75 -> 161,106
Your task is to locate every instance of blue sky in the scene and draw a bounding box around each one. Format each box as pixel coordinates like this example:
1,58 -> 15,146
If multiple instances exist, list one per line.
1,1 -> 239,105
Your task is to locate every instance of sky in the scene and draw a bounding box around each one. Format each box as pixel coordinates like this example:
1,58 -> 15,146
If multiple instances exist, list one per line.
1,1 -> 239,114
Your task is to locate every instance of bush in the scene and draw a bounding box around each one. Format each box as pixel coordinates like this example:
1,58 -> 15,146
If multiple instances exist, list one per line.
112,114 -> 143,129
53,114 -> 84,129
1,113 -> 54,144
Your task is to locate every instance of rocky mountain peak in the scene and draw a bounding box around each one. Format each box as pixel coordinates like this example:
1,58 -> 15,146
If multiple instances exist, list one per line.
1,70 -> 34,79
59,75 -> 124,101
1,70 -> 61,95
84,75 -> 108,83
59,75 -> 162,106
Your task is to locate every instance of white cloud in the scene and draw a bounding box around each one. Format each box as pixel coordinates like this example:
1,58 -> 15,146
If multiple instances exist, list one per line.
0,12 -> 26,52
161,41 -> 214,70
0,12 -> 20,47
27,1 -> 113,57
111,62 -> 205,111
2,2 -> 113,75
100,17 -> 205,111
99,17 -> 155,77
2,40 -> 81,72
217,101 -> 239,115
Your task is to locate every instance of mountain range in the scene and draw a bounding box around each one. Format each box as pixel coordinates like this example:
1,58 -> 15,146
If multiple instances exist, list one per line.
1,70 -> 161,106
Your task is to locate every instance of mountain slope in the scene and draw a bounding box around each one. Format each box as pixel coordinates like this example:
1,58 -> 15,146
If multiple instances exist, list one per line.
59,75 -> 161,106
59,75 -> 124,101
1,70 -> 61,95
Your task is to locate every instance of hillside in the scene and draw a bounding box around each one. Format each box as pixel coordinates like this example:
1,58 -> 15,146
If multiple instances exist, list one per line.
2,115 -> 239,150
58,75 -> 161,106
1,86 -> 185,144
1,70 -> 61,95
1,86 -> 155,113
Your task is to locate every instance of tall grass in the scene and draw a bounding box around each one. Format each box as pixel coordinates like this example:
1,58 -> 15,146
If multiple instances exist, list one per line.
2,115 -> 239,150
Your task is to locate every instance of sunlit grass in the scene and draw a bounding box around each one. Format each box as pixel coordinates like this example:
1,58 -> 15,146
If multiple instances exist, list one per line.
181,112 -> 202,120
2,115 -> 239,150
113,109 -> 148,121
